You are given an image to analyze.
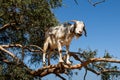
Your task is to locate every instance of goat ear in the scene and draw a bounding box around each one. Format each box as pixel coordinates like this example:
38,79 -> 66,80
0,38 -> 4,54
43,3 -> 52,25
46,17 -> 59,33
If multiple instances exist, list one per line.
70,27 -> 74,33
74,22 -> 77,28
70,23 -> 76,33
83,27 -> 87,37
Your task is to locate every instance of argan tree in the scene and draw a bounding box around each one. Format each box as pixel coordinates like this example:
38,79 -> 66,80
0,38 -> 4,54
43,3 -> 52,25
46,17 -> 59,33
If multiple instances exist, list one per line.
0,0 -> 120,80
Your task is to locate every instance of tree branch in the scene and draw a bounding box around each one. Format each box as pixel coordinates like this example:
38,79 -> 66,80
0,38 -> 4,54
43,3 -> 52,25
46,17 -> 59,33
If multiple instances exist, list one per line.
90,58 -> 120,63
55,73 -> 66,80
0,44 -> 43,52
0,45 -> 17,59
101,70 -> 120,73
88,0 -> 106,6
29,58 -> 120,77
1,44 -> 120,78
0,58 -> 16,65
0,23 -> 16,31
83,68 -> 87,80
85,66 -> 101,75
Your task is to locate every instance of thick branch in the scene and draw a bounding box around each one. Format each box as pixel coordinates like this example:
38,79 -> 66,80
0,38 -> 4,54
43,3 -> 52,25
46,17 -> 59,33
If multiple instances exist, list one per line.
1,44 -> 120,78
30,58 -> 120,77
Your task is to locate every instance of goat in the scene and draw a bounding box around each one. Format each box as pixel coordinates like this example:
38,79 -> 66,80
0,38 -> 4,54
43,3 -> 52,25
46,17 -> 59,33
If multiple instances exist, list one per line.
43,20 -> 87,66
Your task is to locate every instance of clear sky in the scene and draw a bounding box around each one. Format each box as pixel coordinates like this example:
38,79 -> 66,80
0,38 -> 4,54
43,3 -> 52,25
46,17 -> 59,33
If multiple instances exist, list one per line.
42,0 -> 120,80
53,0 -> 120,58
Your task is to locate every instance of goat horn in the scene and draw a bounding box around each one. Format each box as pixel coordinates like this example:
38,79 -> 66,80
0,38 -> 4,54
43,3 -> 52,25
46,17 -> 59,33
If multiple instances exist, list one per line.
70,20 -> 77,23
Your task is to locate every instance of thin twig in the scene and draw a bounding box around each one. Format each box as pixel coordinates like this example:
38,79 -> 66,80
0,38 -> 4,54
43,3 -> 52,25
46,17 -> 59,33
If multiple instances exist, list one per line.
74,0 -> 79,5
88,0 -> 106,6
83,68 -> 87,80
55,73 -> 66,80
0,23 -> 16,31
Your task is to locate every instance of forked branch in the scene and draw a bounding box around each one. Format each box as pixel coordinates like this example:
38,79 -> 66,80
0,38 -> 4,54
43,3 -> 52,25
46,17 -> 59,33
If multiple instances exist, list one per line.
30,58 -> 120,77
0,44 -> 120,78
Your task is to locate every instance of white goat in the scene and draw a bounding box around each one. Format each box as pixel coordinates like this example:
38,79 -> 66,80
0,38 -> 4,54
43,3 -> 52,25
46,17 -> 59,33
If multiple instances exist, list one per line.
43,20 -> 87,66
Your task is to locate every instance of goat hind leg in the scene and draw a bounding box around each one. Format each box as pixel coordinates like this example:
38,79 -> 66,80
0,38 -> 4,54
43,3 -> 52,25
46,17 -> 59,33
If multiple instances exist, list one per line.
43,53 -> 46,66
66,45 -> 71,65
58,41 -> 64,63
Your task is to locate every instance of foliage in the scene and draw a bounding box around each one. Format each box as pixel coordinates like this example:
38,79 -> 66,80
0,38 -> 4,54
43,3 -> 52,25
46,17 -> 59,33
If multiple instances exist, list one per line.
0,0 -> 60,46
0,0 -> 61,79
0,65 -> 33,80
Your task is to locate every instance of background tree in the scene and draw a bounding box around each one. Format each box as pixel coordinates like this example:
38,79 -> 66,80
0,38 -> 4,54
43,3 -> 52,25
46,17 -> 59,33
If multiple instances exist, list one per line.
0,0 -> 120,80
0,0 -> 60,79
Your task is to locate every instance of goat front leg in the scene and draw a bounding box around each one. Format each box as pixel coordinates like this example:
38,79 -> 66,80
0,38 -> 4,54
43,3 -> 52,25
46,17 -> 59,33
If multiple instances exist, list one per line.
58,41 -> 64,63
66,45 -> 71,65
43,53 -> 46,66
43,41 -> 49,66
48,51 -> 52,65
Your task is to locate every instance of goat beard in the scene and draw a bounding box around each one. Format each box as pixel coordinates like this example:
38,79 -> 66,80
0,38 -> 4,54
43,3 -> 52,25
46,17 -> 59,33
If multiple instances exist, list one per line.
75,33 -> 82,39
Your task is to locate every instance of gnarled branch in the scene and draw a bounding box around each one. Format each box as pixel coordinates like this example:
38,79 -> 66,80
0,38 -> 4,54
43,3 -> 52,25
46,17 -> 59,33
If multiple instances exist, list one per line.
29,58 -> 120,77
1,44 -> 120,79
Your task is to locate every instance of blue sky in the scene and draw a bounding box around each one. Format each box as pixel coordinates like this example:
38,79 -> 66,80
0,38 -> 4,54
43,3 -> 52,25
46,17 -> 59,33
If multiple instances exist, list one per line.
42,0 -> 120,80
53,0 -> 120,58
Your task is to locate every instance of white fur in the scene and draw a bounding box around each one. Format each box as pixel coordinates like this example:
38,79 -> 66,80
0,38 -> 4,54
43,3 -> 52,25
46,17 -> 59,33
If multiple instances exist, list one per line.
43,20 -> 86,65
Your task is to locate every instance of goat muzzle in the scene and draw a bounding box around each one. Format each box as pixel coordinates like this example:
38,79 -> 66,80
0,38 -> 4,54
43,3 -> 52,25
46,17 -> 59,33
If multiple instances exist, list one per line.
76,33 -> 82,37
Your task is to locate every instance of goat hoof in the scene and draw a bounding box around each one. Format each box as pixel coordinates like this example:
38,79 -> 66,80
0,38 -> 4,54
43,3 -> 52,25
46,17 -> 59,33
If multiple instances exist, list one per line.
43,62 -> 46,67
66,61 -> 72,65
59,59 -> 64,63
59,62 -> 64,64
